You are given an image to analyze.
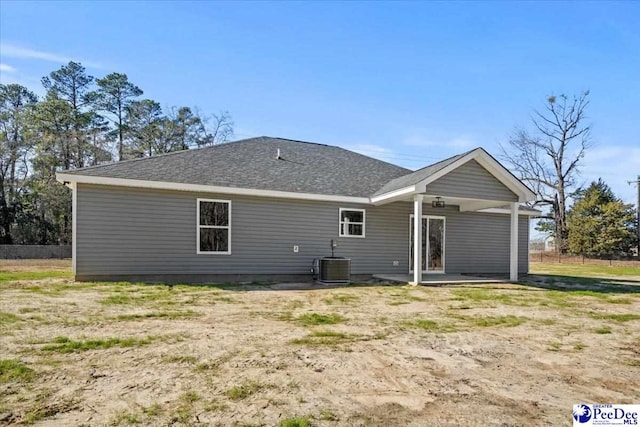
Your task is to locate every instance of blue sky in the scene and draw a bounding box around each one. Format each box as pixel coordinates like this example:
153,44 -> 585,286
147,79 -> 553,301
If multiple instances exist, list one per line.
1,1 -> 639,207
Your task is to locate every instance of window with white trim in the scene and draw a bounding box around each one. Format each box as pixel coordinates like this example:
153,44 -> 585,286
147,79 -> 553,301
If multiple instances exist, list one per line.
339,208 -> 365,238
197,199 -> 231,254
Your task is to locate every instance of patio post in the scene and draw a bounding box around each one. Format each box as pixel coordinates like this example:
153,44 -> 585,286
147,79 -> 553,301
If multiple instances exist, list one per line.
510,202 -> 519,281
413,194 -> 424,284
71,181 -> 77,276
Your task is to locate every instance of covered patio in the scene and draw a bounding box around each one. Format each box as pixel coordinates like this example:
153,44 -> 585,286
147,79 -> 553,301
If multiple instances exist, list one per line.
370,148 -> 537,284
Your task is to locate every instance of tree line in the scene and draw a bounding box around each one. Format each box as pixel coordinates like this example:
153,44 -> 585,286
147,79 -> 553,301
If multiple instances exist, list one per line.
0,61 -> 233,245
3,73 -> 636,257
502,91 -> 638,258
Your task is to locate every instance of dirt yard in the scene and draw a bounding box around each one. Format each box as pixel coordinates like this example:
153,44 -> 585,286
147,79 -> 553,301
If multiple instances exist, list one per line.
1,261 -> 639,426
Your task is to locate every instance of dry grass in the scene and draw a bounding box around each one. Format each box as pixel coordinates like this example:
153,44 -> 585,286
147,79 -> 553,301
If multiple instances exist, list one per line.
0,260 -> 639,425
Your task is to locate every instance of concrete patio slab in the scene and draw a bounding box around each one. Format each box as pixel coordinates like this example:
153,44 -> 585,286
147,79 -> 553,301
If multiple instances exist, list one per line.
372,273 -> 510,285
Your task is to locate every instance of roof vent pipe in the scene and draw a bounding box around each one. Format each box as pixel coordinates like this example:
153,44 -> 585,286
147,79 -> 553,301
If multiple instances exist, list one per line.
276,148 -> 281,160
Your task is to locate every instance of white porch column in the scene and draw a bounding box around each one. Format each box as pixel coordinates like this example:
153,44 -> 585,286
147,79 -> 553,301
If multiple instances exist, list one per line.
71,182 -> 77,276
510,202 -> 519,282
413,195 -> 424,285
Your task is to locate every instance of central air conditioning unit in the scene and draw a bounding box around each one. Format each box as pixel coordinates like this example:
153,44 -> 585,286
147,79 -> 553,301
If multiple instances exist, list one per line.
313,257 -> 351,284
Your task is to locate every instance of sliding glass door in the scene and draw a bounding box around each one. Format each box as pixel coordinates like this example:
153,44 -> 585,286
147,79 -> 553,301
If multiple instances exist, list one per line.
409,216 -> 445,273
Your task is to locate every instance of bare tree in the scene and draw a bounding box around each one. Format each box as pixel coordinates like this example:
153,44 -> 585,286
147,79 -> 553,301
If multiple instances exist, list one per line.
168,108 -> 234,148
199,110 -> 233,147
501,91 -> 592,252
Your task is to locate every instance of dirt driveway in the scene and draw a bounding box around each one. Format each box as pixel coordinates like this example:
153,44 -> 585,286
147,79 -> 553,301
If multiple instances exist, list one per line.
1,266 -> 639,426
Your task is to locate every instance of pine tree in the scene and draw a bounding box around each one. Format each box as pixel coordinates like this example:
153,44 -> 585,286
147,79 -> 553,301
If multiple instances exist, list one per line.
93,73 -> 143,161
41,61 -> 108,168
567,179 -> 636,258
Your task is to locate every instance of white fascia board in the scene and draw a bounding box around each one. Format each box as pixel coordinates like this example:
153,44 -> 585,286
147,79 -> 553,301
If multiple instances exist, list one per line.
56,173 -> 371,204
472,152 -> 536,202
370,185 -> 417,205
476,207 -> 540,216
368,151 -> 490,205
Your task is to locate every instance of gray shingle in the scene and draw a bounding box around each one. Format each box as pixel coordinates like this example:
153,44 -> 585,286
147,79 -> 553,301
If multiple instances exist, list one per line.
63,136 -> 412,198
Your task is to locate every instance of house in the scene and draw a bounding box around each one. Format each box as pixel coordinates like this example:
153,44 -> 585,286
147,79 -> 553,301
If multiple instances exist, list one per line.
56,136 -> 537,284
544,237 -> 556,253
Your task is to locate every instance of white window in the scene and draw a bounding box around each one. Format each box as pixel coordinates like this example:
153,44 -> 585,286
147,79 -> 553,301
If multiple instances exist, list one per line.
197,199 -> 231,254
339,208 -> 365,238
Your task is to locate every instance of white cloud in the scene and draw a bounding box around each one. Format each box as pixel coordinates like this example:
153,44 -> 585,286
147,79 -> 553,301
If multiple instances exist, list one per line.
0,63 -> 16,73
0,43 -> 103,69
0,72 -> 44,94
401,131 -> 476,150
344,143 -> 398,164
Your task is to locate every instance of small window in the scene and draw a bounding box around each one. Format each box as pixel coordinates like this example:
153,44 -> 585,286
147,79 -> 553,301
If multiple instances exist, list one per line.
339,208 -> 365,238
197,199 -> 231,254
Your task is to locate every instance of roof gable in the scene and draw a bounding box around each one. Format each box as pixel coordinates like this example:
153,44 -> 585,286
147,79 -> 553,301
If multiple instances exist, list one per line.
371,147 -> 535,204
372,150 -> 472,197
426,159 -> 518,202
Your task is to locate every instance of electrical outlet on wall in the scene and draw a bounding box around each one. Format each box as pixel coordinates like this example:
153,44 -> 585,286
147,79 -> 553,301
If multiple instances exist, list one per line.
293,245 -> 299,253
392,261 -> 399,266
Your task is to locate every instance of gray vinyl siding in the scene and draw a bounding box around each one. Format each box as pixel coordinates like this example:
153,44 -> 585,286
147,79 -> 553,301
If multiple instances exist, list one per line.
445,211 -> 529,274
426,160 -> 518,201
76,184 -> 528,277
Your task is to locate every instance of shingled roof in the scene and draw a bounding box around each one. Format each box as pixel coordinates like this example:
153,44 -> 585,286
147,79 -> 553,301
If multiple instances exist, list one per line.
62,137 -> 412,198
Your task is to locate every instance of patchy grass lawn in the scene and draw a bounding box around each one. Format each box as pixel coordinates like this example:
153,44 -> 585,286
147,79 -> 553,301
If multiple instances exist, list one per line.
530,261 -> 640,278
0,260 -> 639,426
527,262 -> 640,297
